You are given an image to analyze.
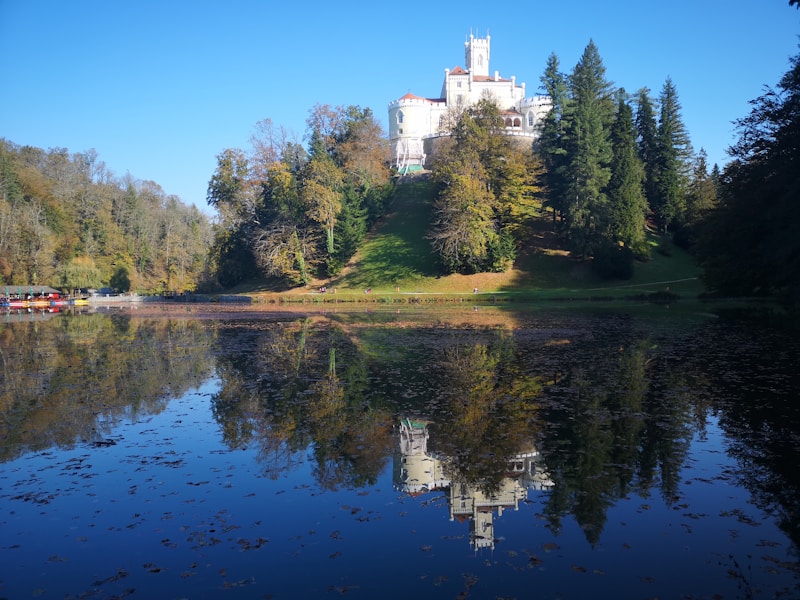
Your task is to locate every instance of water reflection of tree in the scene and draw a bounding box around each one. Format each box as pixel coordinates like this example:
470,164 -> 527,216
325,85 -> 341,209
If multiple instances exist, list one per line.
0,314 -> 215,461
208,314 -> 740,548
696,323 -> 800,551
210,319 -> 393,490
425,331 -> 545,495
539,327 -> 700,545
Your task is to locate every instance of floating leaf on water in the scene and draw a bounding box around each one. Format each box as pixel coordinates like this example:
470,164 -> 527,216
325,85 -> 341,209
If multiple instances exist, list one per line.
570,565 -> 587,573
542,542 -> 559,552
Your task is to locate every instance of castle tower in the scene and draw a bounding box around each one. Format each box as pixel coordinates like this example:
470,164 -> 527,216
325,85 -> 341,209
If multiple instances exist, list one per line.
465,33 -> 490,78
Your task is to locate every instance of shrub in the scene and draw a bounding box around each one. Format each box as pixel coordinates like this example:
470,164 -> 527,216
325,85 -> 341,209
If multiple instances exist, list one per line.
592,243 -> 635,280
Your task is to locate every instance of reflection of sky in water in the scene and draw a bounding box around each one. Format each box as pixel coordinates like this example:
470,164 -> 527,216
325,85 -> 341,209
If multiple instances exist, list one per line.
1,382 -> 795,599
2,311 -> 800,599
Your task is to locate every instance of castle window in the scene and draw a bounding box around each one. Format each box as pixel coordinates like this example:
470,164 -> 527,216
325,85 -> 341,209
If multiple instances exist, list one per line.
397,110 -> 404,124
527,112 -> 534,127
514,118 -> 521,127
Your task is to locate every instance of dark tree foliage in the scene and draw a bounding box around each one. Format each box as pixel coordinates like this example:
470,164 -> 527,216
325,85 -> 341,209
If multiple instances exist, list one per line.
109,265 -> 131,293
634,88 -> 659,221
536,53 -> 571,228
652,78 -> 692,233
563,40 -> 614,257
607,92 -> 648,261
697,49 -> 800,300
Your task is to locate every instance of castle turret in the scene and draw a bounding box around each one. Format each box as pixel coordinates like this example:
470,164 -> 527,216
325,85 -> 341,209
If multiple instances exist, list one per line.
465,33 -> 490,78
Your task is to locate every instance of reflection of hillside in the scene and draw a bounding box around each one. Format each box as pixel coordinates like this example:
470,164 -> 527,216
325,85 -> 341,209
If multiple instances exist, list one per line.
211,319 -> 394,489
0,314 -> 215,461
394,418 -> 552,551
204,312 -> 710,549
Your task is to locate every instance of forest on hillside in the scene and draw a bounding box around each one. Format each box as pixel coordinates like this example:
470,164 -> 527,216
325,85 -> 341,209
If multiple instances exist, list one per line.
205,104 -> 394,289
0,140 -> 212,293
2,20 -> 797,303
202,43 -> 718,289
200,35 -> 797,303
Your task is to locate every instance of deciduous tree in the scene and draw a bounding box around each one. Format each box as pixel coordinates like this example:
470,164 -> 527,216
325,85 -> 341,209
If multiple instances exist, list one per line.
697,49 -> 800,300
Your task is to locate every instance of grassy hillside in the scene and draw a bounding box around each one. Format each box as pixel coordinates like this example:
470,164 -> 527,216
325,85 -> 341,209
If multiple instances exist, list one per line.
249,174 -> 704,303
329,177 -> 438,291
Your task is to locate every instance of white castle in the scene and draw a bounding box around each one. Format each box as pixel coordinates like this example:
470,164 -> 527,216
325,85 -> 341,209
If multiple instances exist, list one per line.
388,33 -> 551,173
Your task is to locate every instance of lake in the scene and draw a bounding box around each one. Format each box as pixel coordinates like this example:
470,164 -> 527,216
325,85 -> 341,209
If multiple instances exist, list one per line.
1,303 -> 799,599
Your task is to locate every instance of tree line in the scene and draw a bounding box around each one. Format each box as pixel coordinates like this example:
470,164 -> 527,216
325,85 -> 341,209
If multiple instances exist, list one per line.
205,104 -> 393,289
0,140 -> 212,293
2,24 -> 796,303
533,40 -> 718,277
694,40 -> 800,302
433,31 -> 799,300
207,41 -> 722,287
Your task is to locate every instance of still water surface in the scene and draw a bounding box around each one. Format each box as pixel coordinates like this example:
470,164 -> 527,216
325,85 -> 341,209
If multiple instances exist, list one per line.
1,304 -> 799,598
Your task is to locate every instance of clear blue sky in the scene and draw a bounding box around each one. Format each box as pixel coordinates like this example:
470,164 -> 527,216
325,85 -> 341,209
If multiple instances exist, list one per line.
1,1 -> 798,214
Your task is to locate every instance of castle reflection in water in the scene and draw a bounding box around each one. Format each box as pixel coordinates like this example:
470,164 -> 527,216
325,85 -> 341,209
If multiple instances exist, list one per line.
393,418 -> 553,551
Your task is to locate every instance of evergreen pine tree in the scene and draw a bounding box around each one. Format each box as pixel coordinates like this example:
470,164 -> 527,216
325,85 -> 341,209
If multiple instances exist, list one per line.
536,53 -> 571,229
608,92 -> 648,259
634,88 -> 658,226
652,78 -> 692,233
564,40 -> 614,257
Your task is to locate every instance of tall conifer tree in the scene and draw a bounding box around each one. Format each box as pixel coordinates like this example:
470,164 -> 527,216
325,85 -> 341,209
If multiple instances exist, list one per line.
537,53 -> 571,229
652,78 -> 692,233
564,40 -> 614,256
634,88 -> 659,224
608,93 -> 648,258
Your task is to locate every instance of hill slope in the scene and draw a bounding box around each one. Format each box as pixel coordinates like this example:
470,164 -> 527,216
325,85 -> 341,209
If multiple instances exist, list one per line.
262,174 -> 703,300
322,176 -> 702,298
